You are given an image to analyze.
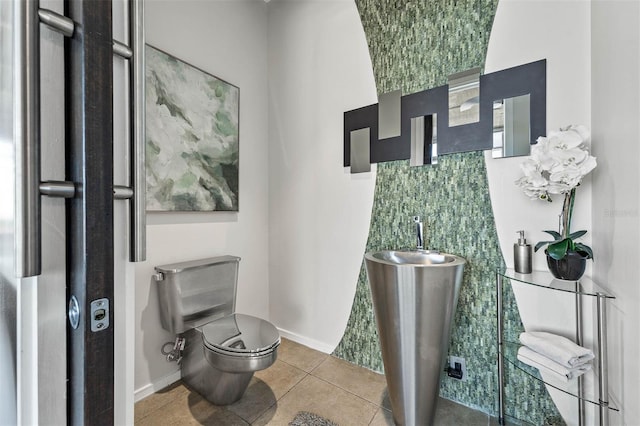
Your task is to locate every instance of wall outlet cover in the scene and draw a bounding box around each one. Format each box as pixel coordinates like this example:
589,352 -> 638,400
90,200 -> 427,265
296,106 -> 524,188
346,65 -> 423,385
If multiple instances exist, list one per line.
449,356 -> 467,381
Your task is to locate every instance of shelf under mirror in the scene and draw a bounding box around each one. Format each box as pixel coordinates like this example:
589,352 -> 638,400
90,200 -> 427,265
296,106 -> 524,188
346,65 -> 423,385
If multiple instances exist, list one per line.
497,268 -> 615,299
502,342 -> 619,412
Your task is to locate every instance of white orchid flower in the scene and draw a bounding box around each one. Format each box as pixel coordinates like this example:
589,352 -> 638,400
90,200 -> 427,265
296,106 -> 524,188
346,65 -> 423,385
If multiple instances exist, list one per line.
515,125 -> 596,202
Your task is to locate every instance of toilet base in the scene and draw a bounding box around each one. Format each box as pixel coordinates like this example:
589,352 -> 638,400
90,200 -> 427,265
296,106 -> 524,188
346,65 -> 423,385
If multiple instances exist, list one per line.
180,328 -> 267,406
184,362 -> 253,406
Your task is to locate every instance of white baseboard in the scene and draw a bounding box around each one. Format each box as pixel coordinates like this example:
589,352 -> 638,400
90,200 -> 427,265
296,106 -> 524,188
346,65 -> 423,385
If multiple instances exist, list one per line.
134,370 -> 181,402
276,327 -> 335,354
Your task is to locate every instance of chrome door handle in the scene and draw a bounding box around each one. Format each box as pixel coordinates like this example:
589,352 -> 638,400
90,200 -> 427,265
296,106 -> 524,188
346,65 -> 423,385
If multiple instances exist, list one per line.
112,0 -> 146,262
14,0 -> 40,277
13,1 -> 42,277
129,0 -> 146,262
16,0 -> 146,277
15,4 -> 76,277
38,8 -> 74,37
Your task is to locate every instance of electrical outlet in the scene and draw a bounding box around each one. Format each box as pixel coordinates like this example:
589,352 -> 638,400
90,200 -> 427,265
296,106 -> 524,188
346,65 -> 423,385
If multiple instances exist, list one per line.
448,356 -> 467,381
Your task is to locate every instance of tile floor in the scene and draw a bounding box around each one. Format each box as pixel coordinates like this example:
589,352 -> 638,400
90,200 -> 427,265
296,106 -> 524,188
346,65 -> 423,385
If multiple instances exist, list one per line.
135,338 -> 497,425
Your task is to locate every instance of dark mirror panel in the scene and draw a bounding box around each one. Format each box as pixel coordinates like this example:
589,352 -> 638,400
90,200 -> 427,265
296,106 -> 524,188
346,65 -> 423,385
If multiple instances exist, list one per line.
343,59 -> 546,168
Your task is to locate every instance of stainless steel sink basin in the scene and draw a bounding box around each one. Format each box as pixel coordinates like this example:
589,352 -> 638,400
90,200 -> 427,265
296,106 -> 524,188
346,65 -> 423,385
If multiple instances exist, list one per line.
364,249 -> 465,426
368,250 -> 455,265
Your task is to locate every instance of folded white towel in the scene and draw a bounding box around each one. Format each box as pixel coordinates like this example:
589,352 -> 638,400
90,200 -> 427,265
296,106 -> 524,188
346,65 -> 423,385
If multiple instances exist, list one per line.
519,331 -> 595,368
517,346 -> 592,383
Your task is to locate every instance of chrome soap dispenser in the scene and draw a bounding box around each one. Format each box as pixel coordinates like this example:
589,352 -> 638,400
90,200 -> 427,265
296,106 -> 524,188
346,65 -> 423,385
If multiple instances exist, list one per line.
514,230 -> 532,274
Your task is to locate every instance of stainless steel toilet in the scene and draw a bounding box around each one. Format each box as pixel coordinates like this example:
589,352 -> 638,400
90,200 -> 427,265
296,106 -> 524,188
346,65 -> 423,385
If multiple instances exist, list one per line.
154,256 -> 280,405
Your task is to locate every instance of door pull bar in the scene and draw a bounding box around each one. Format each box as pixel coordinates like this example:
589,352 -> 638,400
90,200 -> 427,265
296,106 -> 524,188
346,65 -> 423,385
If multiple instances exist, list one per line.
113,40 -> 132,59
128,0 -> 146,262
39,181 -> 76,198
113,185 -> 134,200
38,8 -> 74,38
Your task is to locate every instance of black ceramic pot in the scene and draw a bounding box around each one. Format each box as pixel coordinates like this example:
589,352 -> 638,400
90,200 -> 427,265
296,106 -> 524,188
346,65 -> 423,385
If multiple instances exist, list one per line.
545,250 -> 587,281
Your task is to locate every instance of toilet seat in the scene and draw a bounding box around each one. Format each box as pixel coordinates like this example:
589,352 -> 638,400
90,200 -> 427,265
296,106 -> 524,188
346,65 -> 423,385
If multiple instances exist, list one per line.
201,313 -> 280,357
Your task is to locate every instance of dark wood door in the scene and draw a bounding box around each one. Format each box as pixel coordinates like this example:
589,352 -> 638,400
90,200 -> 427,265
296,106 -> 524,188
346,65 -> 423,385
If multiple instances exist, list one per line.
65,1 -> 115,424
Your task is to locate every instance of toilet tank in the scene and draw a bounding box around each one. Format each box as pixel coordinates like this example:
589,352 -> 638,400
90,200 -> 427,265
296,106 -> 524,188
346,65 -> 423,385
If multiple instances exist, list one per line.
154,256 -> 240,334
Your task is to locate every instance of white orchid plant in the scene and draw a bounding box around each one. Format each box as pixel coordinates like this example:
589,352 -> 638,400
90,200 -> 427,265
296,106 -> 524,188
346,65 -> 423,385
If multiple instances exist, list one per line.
515,125 -> 597,260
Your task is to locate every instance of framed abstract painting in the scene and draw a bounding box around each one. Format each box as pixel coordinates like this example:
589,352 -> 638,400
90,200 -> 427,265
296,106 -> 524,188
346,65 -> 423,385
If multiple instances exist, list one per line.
145,44 -> 239,211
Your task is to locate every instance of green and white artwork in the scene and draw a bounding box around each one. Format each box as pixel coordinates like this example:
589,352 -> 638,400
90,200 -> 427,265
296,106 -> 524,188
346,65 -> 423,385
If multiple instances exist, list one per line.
145,45 -> 239,211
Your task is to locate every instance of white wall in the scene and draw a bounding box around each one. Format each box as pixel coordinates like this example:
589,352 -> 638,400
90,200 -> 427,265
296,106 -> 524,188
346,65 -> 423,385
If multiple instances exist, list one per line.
485,0 -> 592,273
267,0 -> 377,352
487,1 -> 640,425
485,1 -> 594,424
591,1 -> 640,424
134,0 -> 269,399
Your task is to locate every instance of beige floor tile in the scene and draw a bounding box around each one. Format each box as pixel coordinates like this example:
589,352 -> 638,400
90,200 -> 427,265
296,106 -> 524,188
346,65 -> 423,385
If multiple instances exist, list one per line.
369,407 -> 395,426
379,391 -> 392,411
370,397 -> 490,426
251,405 -> 282,426
134,381 -> 189,423
277,338 -> 328,373
135,354 -> 492,426
311,356 -> 388,406
435,398 -> 489,426
254,359 -> 307,400
487,417 -> 520,426
252,375 -> 378,426
225,378 -> 278,424
136,384 -> 249,426
225,359 -> 305,424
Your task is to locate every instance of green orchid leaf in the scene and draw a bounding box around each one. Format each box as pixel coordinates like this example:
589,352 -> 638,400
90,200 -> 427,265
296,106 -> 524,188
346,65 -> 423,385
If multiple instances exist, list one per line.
574,243 -> 594,259
568,230 -> 587,240
547,238 -> 570,260
543,230 -> 563,240
535,240 -> 555,252
536,230 -> 565,252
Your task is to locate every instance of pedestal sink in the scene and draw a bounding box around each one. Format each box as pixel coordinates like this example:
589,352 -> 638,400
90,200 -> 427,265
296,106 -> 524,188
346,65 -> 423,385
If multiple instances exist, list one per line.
365,250 -> 465,426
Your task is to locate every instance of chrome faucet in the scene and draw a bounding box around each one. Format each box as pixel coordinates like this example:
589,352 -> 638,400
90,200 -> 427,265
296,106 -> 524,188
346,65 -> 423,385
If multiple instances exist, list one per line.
413,216 -> 424,250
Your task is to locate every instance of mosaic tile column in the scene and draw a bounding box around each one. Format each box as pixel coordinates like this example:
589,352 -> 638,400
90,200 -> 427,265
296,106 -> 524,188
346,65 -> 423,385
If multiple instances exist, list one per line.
333,0 -> 561,420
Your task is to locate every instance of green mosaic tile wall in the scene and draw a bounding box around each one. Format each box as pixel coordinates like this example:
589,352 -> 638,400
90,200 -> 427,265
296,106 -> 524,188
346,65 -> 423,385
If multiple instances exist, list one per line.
333,0 -> 562,421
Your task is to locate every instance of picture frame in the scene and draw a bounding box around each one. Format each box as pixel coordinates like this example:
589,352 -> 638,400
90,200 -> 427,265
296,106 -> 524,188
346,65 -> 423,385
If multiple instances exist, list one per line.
145,44 -> 240,212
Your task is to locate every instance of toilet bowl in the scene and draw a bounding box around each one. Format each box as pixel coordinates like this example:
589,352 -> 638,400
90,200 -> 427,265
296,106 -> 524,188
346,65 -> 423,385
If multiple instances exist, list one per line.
154,256 -> 280,405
